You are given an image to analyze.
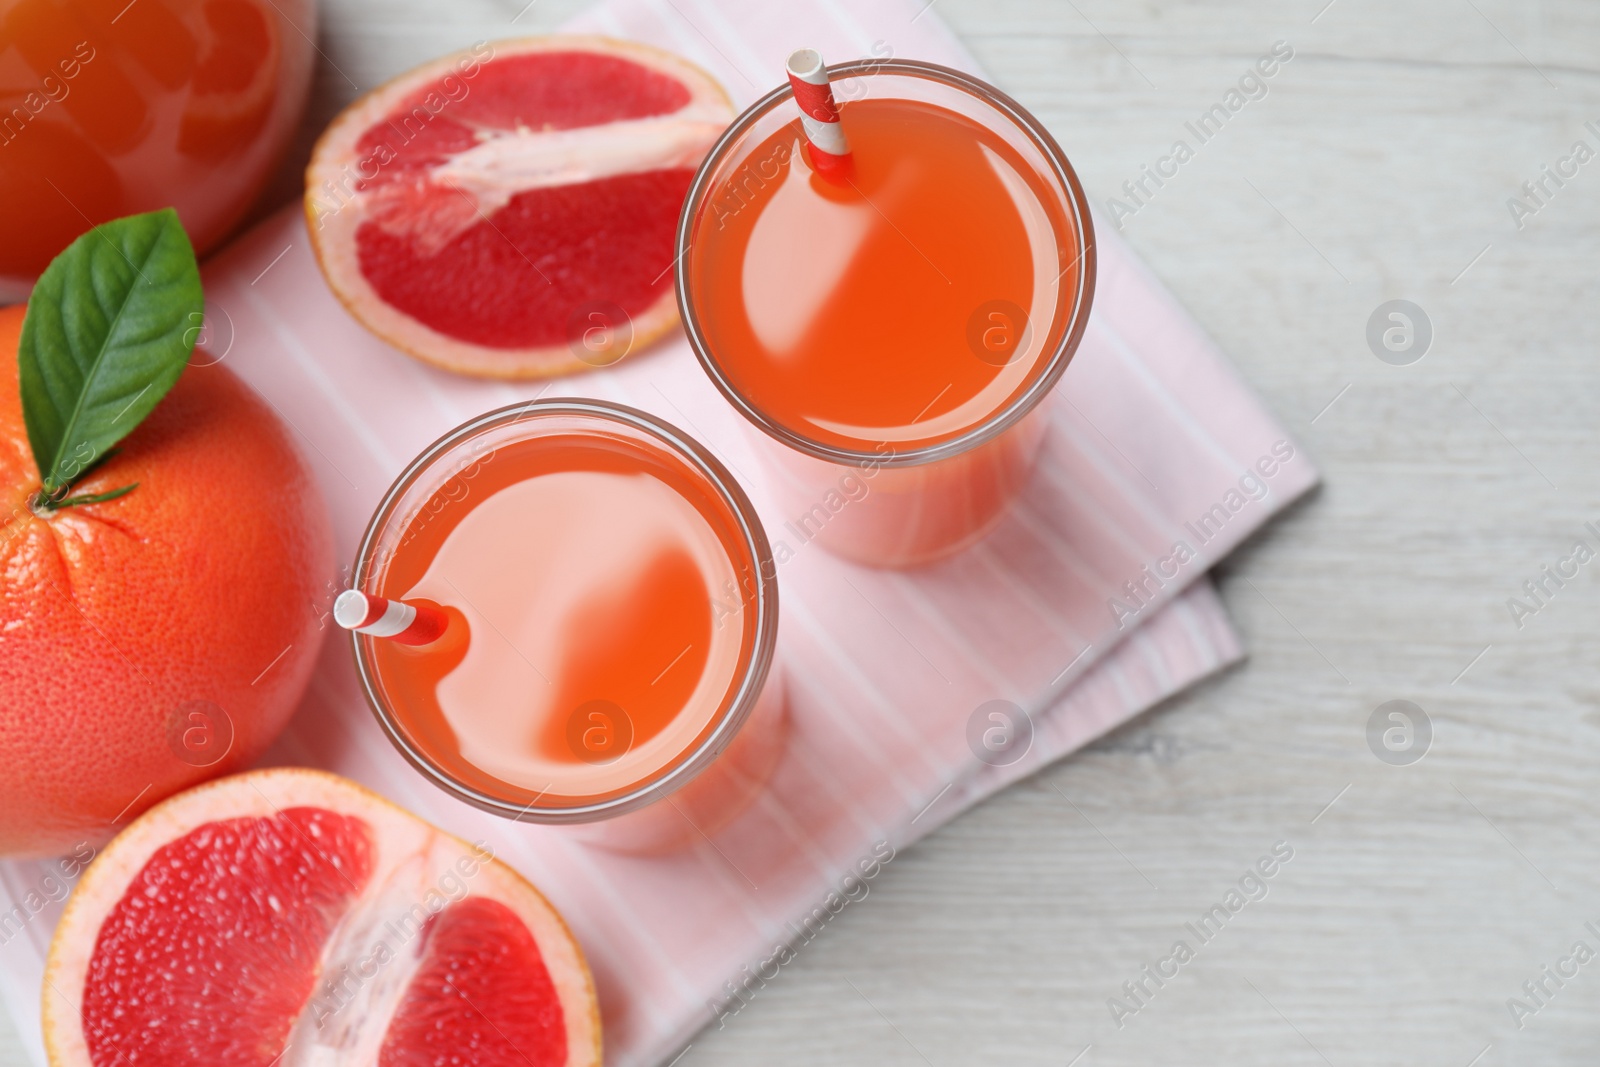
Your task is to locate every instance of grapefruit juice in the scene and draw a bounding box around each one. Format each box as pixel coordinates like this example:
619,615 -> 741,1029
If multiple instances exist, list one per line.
0,0 -> 316,295
351,402 -> 782,851
680,62 -> 1095,566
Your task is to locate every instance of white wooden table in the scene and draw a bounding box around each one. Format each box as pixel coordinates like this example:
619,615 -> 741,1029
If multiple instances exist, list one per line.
8,1 -> 1599,1063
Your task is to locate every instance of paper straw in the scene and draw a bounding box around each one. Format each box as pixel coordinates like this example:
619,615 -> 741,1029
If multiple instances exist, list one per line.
786,48 -> 852,179
334,590 -> 448,646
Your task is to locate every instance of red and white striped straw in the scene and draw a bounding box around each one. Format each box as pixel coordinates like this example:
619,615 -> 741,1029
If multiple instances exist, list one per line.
786,48 -> 852,180
334,590 -> 448,646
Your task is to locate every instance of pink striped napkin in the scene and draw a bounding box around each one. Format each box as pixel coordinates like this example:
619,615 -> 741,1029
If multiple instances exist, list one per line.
0,1 -> 1317,1063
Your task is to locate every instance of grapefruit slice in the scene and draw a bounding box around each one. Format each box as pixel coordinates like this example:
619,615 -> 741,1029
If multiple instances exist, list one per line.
305,36 -> 733,379
177,0 -> 283,162
43,768 -> 600,1067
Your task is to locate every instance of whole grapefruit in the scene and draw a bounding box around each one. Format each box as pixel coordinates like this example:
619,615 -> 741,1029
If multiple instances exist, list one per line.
0,302 -> 333,857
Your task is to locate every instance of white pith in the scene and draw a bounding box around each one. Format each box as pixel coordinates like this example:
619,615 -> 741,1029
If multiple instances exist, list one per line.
305,36 -> 734,379
43,768 -> 601,1067
379,101 -> 733,256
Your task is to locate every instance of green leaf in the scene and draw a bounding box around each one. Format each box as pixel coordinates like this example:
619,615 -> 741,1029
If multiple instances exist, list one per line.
44,483 -> 140,511
18,208 -> 203,493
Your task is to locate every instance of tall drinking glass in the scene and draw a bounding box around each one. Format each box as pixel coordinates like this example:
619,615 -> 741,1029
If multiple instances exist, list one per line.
349,400 -> 785,853
677,59 -> 1095,567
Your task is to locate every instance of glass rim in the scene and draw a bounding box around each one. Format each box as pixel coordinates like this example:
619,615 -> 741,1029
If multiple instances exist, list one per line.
674,57 -> 1098,469
348,397 -> 781,824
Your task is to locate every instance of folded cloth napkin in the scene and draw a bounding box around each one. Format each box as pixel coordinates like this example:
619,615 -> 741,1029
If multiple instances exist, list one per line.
0,0 -> 1317,1063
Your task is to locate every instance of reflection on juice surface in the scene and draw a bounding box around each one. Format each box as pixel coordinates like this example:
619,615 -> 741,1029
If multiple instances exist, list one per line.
690,97 -> 1078,453
368,430 -> 764,811
0,0 -> 314,291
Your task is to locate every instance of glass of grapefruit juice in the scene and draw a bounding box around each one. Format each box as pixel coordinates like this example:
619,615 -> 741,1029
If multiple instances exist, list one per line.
677,59 -> 1096,567
349,400 -> 784,854
0,0 -> 315,298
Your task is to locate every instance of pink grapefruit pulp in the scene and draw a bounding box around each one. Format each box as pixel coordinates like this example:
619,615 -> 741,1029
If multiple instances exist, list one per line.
305,36 -> 733,378
44,768 -> 600,1067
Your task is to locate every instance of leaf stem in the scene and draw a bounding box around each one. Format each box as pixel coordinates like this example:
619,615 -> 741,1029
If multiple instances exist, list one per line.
30,483 -> 139,514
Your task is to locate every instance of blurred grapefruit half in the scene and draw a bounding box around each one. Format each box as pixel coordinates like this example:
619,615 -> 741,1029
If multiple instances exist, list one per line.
44,768 -> 600,1067
306,36 -> 732,379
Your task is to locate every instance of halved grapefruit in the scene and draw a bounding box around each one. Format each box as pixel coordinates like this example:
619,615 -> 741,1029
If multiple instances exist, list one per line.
44,768 -> 600,1067
306,36 -> 732,379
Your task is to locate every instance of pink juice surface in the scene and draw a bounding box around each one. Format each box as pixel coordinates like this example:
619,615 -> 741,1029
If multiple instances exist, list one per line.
368,431 -> 759,808
683,89 -> 1089,566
